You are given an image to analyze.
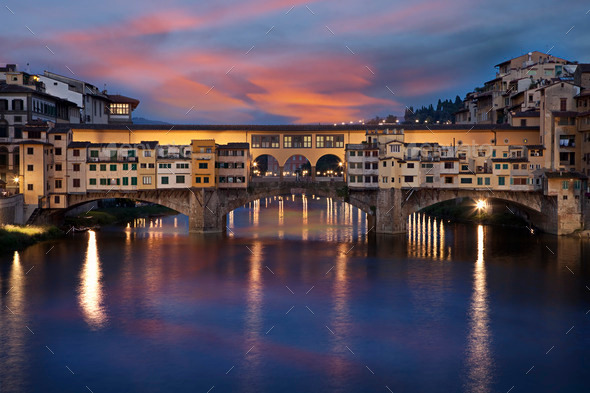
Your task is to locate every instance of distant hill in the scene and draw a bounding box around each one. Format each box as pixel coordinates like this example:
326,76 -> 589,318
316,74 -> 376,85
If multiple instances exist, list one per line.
132,117 -> 171,125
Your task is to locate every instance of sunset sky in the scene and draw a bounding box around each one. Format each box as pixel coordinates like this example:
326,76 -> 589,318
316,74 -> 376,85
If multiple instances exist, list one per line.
2,0 -> 589,124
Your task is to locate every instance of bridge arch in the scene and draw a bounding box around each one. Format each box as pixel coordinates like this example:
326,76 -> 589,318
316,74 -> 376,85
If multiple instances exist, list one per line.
315,154 -> 344,178
252,154 -> 281,177
399,188 -> 555,232
66,189 -> 192,217
282,154 -> 312,178
217,182 -> 373,219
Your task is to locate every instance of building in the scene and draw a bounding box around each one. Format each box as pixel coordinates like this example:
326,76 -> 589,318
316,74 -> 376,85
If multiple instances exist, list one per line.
216,143 -> 249,188
157,144 -> 192,188
345,143 -> 379,189
191,140 -> 216,187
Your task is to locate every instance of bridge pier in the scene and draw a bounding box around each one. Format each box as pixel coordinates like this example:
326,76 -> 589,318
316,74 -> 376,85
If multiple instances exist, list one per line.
373,188 -> 407,234
188,188 -> 224,233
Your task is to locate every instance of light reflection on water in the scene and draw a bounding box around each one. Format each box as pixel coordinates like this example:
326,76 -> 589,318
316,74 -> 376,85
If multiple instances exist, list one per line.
0,197 -> 589,393
78,230 -> 107,330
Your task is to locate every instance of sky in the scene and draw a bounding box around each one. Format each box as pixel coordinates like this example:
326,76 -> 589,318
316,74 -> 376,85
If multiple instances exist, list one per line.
1,0 -> 590,124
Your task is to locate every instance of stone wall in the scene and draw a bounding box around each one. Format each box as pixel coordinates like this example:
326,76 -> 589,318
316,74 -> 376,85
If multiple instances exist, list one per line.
0,194 -> 24,225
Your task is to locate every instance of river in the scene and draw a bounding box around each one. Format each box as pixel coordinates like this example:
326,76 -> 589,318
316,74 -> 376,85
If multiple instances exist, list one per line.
1,195 -> 589,393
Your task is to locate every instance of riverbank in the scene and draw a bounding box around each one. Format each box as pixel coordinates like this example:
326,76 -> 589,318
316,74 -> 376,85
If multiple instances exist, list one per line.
65,205 -> 176,227
0,225 -> 63,253
420,199 -> 529,228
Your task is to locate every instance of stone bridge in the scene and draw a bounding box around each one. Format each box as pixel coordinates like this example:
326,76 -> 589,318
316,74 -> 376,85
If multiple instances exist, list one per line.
37,183 -> 572,235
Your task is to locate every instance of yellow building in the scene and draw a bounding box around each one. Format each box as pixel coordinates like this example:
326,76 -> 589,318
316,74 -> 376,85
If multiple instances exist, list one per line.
137,141 -> 158,190
191,140 -> 216,187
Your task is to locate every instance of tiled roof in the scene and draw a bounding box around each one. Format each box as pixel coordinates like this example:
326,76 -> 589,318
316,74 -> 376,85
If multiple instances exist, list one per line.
544,170 -> 587,179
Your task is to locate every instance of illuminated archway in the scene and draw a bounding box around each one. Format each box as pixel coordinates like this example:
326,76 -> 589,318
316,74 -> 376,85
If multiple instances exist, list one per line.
252,154 -> 280,178
283,154 -> 312,179
315,154 -> 344,179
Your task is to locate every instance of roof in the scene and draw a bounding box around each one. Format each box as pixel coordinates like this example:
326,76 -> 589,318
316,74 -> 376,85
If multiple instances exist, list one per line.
107,94 -> 139,109
575,89 -> 590,98
551,111 -> 578,117
491,158 -> 528,162
137,141 -> 158,149
68,141 -> 91,148
524,144 -> 545,149
575,64 -> 590,73
512,111 -> 540,118
66,123 -> 539,132
17,140 -> 52,145
217,142 -> 250,149
544,170 -> 587,179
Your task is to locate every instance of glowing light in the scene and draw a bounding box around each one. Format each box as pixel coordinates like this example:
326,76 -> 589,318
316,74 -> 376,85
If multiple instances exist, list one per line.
475,199 -> 486,210
13,176 -> 19,183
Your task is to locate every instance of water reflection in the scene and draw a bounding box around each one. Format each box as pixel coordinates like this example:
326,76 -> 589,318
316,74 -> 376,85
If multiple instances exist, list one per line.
241,241 -> 263,392
464,225 -> 492,392
407,213 -> 451,260
78,230 -> 108,329
230,196 -> 366,242
0,252 -> 27,392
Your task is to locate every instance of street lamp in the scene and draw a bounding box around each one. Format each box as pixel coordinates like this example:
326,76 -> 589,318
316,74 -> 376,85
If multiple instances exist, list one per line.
475,199 -> 486,211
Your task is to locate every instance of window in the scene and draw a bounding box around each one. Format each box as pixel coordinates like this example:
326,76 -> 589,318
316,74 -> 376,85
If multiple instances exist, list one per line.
143,150 -> 151,157
110,164 -> 117,171
390,145 -> 400,153
110,103 -> 130,114
54,196 -> 60,204
90,150 -> 98,158
122,177 -> 128,186
131,177 -> 137,185
407,163 -> 414,169
444,162 -> 454,169
520,119 -> 527,127
27,184 -> 33,191
512,178 -> 527,185
498,176 -> 505,186
142,176 -> 152,185
100,164 -> 106,171
562,180 -> 569,190
161,176 -> 169,185
349,151 -> 355,157
502,164 -> 508,170
55,179 -> 62,189
176,163 -> 189,169
54,135 -> 62,141
198,163 -> 208,169
426,176 -> 433,183
14,126 -> 23,139
73,179 -> 80,188
316,135 -> 344,148
27,164 -> 33,171
176,175 -> 185,183
560,98 -> 567,111
485,178 -> 490,185
140,163 -> 147,169
131,164 -> 137,170
128,150 -> 136,157
99,179 -> 107,186
55,164 -> 62,171
477,178 -> 483,185
123,163 -> 128,171
204,177 -> 209,183
195,177 -> 201,184
460,178 -> 472,184
404,175 -> 414,183
251,135 -> 279,148
513,164 -> 519,170
27,147 -> 34,155
284,135 -> 312,148
12,99 -> 24,111
461,164 -> 469,171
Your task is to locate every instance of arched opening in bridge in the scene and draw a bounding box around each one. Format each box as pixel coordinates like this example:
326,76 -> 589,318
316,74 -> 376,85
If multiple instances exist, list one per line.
58,198 -> 187,231
315,154 -> 344,181
283,155 -> 312,180
409,196 -> 545,234
252,154 -> 280,179
226,193 -> 368,241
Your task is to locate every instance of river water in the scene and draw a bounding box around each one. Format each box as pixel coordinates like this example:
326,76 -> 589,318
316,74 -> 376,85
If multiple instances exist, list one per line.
1,196 -> 589,393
